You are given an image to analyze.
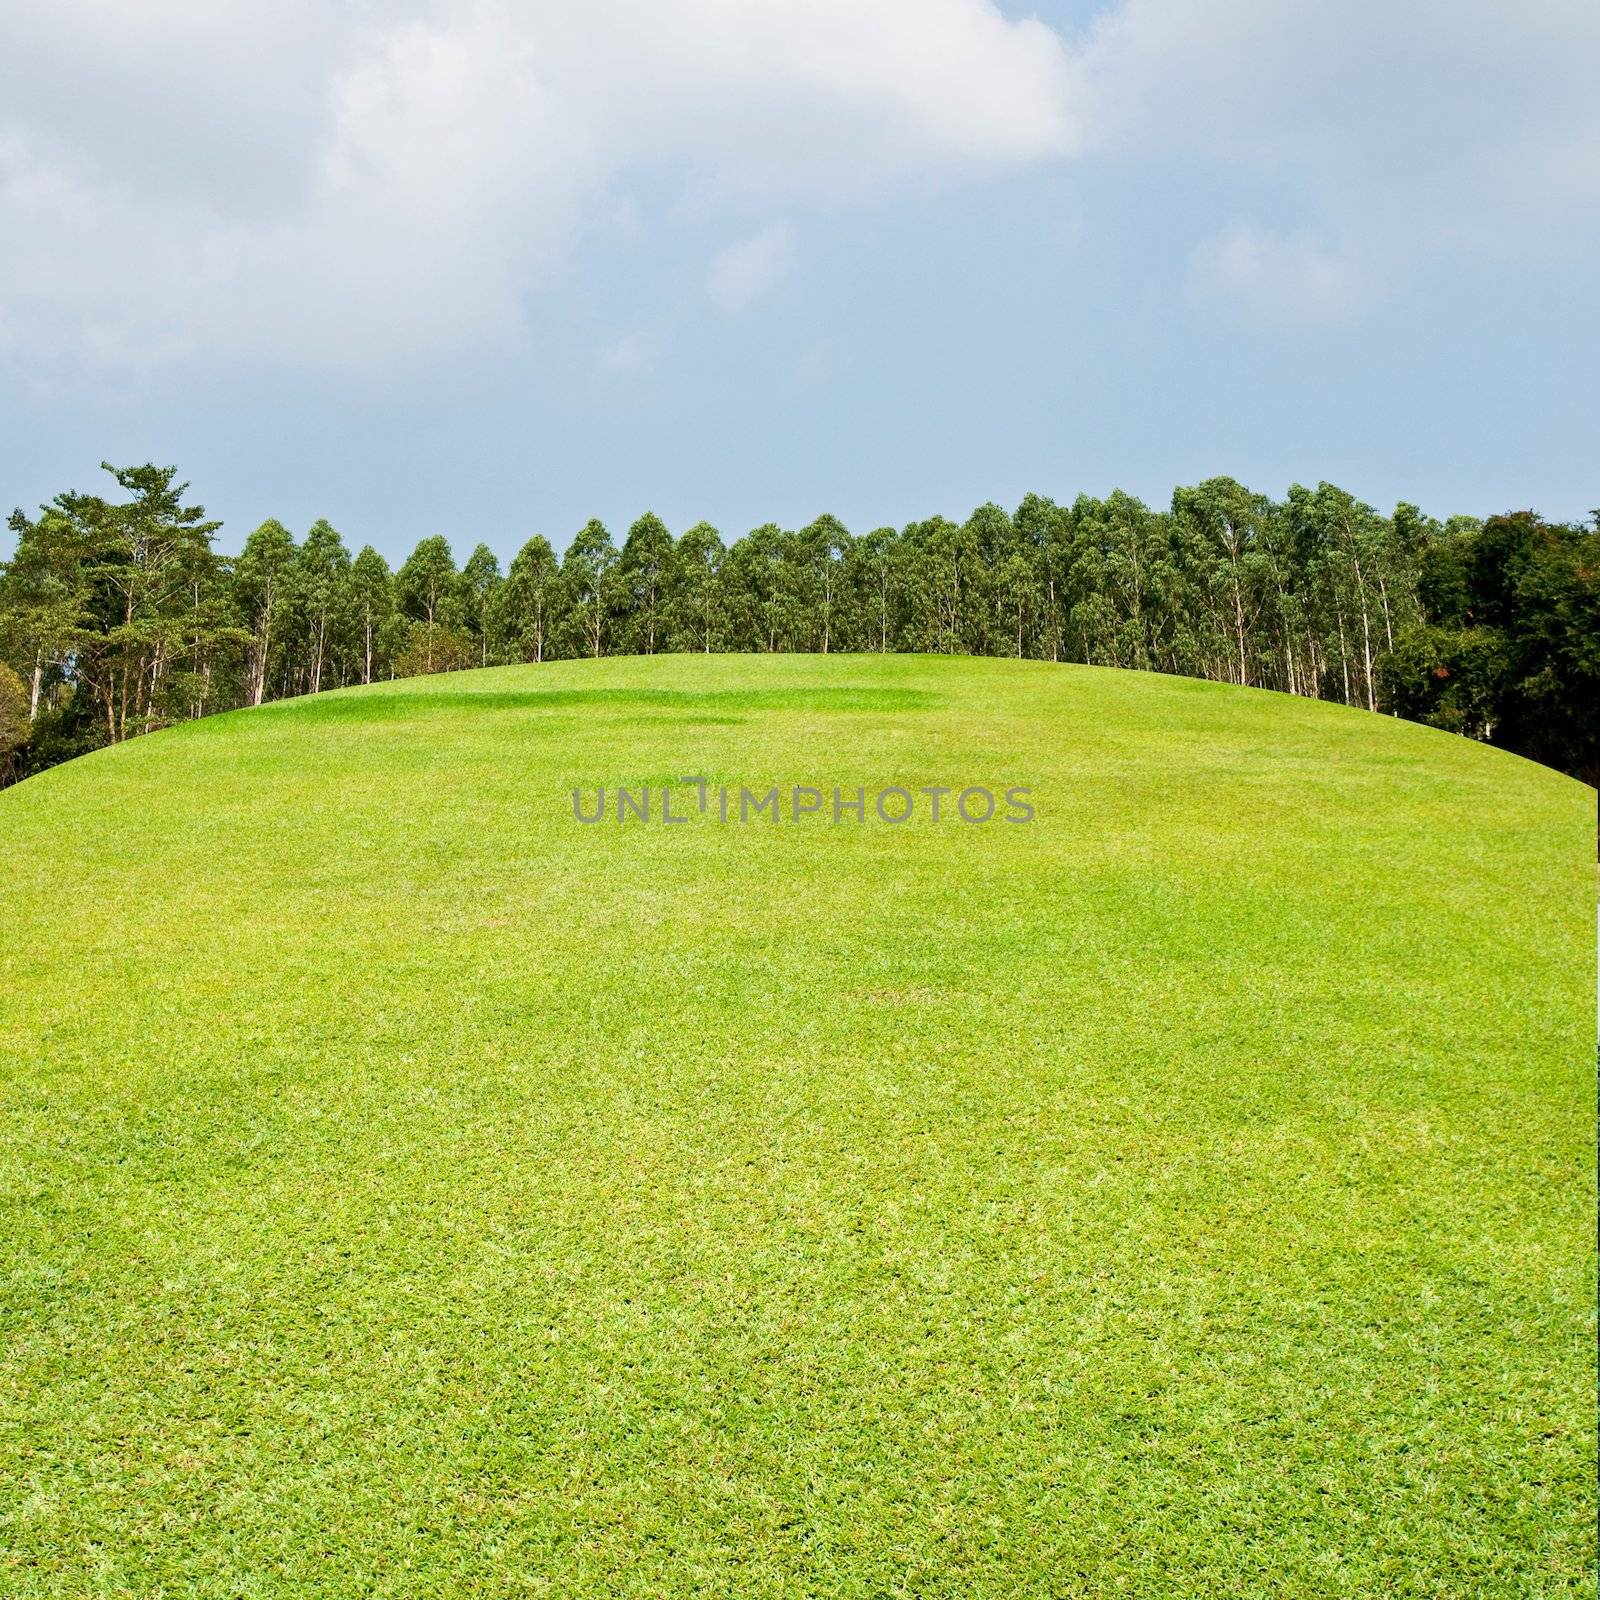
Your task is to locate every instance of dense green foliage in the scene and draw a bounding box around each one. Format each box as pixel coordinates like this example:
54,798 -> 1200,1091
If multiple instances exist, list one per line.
3,464 -> 1596,786
0,654 -> 1592,1595
1385,511 -> 1600,785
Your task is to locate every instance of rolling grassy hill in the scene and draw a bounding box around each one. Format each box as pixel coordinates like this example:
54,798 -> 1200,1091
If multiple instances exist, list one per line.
1,653 -> 1594,1597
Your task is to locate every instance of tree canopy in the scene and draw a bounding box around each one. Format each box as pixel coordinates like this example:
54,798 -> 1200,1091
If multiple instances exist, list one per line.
3,464 -> 1594,788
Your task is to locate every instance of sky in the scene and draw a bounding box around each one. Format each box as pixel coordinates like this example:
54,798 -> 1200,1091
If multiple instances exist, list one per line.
2,0 -> 1596,563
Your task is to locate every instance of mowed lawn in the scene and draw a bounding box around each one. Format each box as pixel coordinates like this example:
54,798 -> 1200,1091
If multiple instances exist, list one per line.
0,653 -> 1593,1597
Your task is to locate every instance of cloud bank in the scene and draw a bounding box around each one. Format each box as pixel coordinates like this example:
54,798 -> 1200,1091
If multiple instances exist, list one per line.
0,0 -> 1079,378
0,0 -> 1594,379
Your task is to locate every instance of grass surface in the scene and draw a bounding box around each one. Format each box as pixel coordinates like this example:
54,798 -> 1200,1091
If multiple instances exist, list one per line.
0,653 -> 1594,1597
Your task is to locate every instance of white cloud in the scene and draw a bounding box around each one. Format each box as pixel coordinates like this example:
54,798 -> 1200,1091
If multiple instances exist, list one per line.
1076,0 -> 1600,247
1098,0 -> 1600,319
1188,226 -> 1362,323
709,225 -> 794,313
0,0 -> 1080,382
0,0 -> 1596,381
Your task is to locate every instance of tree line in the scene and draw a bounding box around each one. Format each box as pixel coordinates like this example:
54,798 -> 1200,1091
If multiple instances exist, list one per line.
1,463 -> 1594,787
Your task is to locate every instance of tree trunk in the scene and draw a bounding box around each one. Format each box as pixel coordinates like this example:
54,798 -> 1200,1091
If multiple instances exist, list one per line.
1231,558 -> 1248,685
1334,606 -> 1351,706
1354,572 -> 1375,712
253,618 -> 270,707
144,641 -> 167,734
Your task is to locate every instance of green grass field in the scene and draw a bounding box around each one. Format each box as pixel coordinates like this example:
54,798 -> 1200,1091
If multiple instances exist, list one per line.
1,653 -> 1594,1597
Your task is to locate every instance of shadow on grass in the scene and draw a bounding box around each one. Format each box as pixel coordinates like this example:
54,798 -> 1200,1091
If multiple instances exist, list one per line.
252,686 -> 943,722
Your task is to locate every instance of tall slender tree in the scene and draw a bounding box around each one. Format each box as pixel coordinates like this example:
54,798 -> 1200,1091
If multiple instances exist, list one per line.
348,546 -> 394,685
296,519 -> 352,695
1171,478 -> 1271,686
796,515 -> 851,654
495,536 -> 563,664
846,527 -> 903,653
396,536 -> 460,674
667,522 -> 726,653
618,514 -> 674,655
562,520 -> 620,659
460,543 -> 503,667
233,519 -> 298,707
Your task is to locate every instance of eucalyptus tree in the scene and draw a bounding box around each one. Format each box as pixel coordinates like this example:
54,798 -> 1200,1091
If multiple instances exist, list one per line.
396,536 -> 460,675
845,526 -> 904,652
495,536 -> 563,664
1068,589 -> 1123,668
460,543 -> 503,667
723,523 -> 793,652
173,537 -> 245,719
296,519 -> 353,694
561,519 -> 619,658
348,546 -> 395,684
1068,492 -> 1184,673
1012,493 -> 1067,661
993,546 -> 1038,657
1376,503 -> 1425,658
959,503 -> 1013,656
377,611 -> 413,681
1240,498 -> 1313,696
618,513 -> 674,655
1170,477 -> 1272,686
233,519 -> 298,706
794,514 -> 852,654
1285,484 -> 1399,712
667,521 -> 727,653
899,516 -> 985,654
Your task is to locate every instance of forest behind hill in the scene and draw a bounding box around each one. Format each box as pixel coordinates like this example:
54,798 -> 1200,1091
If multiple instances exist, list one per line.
2,464 -> 1594,789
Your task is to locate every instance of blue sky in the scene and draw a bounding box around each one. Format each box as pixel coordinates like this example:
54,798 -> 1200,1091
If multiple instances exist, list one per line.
2,0 -> 1596,563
